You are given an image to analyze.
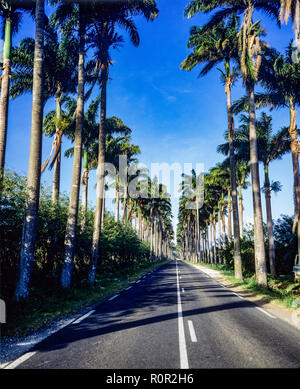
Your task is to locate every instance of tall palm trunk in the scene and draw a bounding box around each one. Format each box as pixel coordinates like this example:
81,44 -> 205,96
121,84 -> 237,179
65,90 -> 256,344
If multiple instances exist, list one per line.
52,98 -> 62,204
226,76 -> 242,279
248,84 -> 268,287
222,209 -> 226,249
115,175 -> 120,222
15,0 -> 45,300
81,149 -> 89,231
115,188 -> 120,222
227,190 -> 232,240
289,101 -> 300,261
90,66 -> 108,284
238,186 -> 244,238
61,13 -> 85,289
101,184 -> 105,228
264,163 -> 276,275
0,17 -> 12,195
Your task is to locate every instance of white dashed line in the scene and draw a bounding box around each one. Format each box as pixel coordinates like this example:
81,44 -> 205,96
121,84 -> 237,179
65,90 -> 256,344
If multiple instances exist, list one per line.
176,263 -> 189,369
108,295 -> 119,301
4,352 -> 37,369
72,310 -> 95,324
187,320 -> 197,343
125,286 -> 132,290
232,293 -> 244,299
256,307 -> 276,318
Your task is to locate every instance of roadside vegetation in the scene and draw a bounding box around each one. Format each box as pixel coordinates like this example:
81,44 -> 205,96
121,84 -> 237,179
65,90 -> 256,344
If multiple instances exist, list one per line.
177,0 -> 300,295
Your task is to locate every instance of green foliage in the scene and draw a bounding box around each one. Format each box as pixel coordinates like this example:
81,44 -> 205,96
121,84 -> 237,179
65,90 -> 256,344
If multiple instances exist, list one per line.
1,170 -> 150,302
219,217 -> 297,276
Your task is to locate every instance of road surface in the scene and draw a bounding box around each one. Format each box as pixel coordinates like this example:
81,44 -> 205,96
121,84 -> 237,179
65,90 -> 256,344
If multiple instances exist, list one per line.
8,260 -> 300,369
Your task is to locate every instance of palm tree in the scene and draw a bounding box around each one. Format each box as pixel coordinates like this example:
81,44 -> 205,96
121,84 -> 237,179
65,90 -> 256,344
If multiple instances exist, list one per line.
235,161 -> 250,237
181,15 -> 246,279
0,0 -> 35,194
53,0 -> 94,289
280,0 -> 300,52
11,27 -> 79,204
234,113 -> 291,274
181,16 -> 243,278
14,0 -> 45,301
232,43 -> 300,264
184,0 -> 281,287
89,0 -> 158,285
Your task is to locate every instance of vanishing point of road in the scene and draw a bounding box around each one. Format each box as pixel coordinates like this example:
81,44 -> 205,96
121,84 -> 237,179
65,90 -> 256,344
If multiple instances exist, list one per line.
7,260 -> 300,369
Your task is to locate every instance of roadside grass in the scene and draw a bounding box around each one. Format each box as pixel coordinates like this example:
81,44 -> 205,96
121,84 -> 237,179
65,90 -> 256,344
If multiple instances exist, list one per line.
2,259 -> 170,339
184,260 -> 300,310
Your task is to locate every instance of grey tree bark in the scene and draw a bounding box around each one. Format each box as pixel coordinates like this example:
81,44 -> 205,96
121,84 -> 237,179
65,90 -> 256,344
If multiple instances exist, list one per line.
61,14 -> 85,289
15,0 -> 45,300
248,84 -> 268,287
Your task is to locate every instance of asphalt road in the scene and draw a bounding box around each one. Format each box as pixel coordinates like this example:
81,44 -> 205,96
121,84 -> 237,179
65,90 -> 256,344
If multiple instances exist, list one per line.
10,260 -> 300,369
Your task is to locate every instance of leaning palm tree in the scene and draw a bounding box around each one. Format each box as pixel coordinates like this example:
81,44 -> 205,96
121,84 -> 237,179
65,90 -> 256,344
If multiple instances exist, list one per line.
230,113 -> 291,275
232,43 -> 300,263
181,15 -> 243,279
0,0 -> 35,194
184,0 -> 281,287
14,0 -> 45,301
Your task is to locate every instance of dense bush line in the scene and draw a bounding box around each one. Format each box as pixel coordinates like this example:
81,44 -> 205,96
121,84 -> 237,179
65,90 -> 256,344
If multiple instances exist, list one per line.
220,219 -> 297,276
0,170 -> 150,303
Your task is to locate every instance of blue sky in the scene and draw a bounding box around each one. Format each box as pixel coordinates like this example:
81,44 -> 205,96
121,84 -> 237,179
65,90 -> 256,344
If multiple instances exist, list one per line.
5,0 -> 296,239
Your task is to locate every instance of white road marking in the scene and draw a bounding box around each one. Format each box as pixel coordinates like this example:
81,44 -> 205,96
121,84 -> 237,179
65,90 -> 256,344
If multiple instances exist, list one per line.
136,280 -> 141,283
4,352 -> 37,369
256,307 -> 276,318
72,310 -> 95,324
176,263 -> 189,369
187,320 -> 197,343
108,295 -> 119,301
182,288 -> 185,293
125,286 -> 132,290
233,293 -> 244,299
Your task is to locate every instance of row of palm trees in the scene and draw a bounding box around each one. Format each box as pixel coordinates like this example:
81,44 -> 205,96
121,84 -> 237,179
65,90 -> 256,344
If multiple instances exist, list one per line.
178,0 -> 300,287
178,112 -> 291,275
0,1 -> 174,301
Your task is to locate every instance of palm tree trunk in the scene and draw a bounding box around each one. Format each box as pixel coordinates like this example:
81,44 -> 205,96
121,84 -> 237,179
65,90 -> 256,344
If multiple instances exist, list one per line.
289,102 -> 300,261
90,66 -> 108,284
52,98 -> 62,204
226,79 -> 243,279
15,0 -> 45,300
238,186 -> 244,238
248,84 -> 268,287
213,216 -> 217,264
222,209 -> 226,249
81,149 -> 89,232
101,184 -> 105,228
115,186 -> 120,222
61,11 -> 85,289
264,163 -> 276,275
0,17 -> 12,195
227,190 -> 232,240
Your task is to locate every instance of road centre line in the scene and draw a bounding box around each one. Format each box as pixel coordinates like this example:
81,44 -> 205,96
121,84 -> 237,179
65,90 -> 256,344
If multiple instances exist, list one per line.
176,262 -> 189,369
187,320 -> 197,343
